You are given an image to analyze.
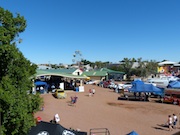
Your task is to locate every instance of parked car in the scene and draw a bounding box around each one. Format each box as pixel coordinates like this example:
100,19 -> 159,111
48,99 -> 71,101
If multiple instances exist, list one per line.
108,82 -> 116,89
163,93 -> 180,105
103,80 -> 111,88
54,89 -> 67,99
85,80 -> 96,85
118,82 -> 132,90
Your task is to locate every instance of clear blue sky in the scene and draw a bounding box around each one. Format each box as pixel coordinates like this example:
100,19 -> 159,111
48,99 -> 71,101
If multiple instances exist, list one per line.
1,0 -> 180,64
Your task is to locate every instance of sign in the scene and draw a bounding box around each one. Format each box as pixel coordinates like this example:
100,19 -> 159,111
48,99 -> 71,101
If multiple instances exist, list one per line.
55,114 -> 60,123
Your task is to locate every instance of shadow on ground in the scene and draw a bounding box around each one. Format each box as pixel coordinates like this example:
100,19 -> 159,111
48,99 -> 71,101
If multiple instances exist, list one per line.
152,124 -> 169,131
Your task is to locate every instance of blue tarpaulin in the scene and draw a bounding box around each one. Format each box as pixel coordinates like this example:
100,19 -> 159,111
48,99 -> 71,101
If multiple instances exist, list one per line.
129,81 -> 164,96
127,130 -> 139,135
167,81 -> 180,89
131,80 -> 144,85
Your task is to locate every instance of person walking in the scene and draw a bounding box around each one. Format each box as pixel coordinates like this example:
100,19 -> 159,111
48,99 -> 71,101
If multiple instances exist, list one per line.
167,115 -> 173,131
173,114 -> 178,129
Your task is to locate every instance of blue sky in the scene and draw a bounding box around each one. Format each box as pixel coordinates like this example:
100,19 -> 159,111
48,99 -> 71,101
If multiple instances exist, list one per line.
1,0 -> 180,64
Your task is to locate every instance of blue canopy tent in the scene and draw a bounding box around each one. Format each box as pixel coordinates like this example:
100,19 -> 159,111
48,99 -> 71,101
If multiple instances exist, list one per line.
35,81 -> 48,86
167,81 -> 180,89
34,81 -> 49,94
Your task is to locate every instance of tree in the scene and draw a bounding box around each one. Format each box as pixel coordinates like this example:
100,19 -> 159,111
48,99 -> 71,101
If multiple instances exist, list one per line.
136,57 -> 146,77
119,58 -> 136,79
0,7 -> 42,135
145,60 -> 158,76
81,59 -> 93,66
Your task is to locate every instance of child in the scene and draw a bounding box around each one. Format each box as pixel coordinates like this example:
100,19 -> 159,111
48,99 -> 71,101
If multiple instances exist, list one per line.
89,89 -> 92,97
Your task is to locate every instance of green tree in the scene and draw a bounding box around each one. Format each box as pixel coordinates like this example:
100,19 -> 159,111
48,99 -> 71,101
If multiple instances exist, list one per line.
136,57 -> 146,77
145,60 -> 158,76
0,7 -> 42,135
120,58 -> 136,79
81,59 -> 92,65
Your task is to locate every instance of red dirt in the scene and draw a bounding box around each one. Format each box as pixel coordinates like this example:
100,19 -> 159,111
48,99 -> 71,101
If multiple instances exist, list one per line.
35,85 -> 180,135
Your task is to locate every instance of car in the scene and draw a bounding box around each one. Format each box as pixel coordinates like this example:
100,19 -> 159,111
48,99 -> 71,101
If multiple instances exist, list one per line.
85,80 -> 96,85
163,93 -> 180,105
108,82 -> 116,89
103,80 -> 111,88
117,82 -> 132,90
54,89 -> 67,99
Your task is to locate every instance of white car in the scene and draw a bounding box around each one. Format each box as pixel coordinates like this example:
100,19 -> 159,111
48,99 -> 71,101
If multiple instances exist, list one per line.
108,82 -> 116,89
86,80 -> 96,85
118,82 -> 132,90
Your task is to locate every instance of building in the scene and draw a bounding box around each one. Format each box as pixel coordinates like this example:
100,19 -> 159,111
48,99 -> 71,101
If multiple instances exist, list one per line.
82,68 -> 125,81
158,60 -> 180,75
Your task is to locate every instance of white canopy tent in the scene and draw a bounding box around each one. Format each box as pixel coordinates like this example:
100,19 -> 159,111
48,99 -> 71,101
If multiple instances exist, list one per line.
158,61 -> 178,66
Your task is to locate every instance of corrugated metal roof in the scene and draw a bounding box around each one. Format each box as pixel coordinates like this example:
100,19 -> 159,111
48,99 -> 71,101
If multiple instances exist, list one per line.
44,68 -> 77,73
98,68 -> 125,74
34,69 -> 87,79
34,68 -> 124,78
82,68 -> 124,77
82,71 -> 107,76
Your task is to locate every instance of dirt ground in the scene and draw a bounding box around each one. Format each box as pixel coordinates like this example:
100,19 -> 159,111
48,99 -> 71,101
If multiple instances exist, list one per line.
35,85 -> 180,135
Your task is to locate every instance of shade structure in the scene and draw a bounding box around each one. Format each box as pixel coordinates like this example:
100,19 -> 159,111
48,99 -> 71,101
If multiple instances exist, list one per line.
158,61 -> 177,66
28,121 -> 87,135
34,81 -> 47,86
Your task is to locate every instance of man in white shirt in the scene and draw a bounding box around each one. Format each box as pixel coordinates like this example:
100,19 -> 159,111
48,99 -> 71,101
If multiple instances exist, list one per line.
168,115 -> 173,131
173,114 -> 178,129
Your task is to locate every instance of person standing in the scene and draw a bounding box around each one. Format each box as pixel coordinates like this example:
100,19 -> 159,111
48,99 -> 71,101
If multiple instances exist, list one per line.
40,86 -> 44,94
92,88 -> 95,95
167,115 -> 173,131
173,114 -> 178,129
89,89 -> 92,97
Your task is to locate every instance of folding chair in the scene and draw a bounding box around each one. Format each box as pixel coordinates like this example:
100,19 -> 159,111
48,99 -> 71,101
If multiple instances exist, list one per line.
70,96 -> 78,107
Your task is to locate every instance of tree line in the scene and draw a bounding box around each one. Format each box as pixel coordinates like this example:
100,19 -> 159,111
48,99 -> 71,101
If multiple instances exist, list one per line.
50,58 -> 159,79
81,58 -> 158,79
